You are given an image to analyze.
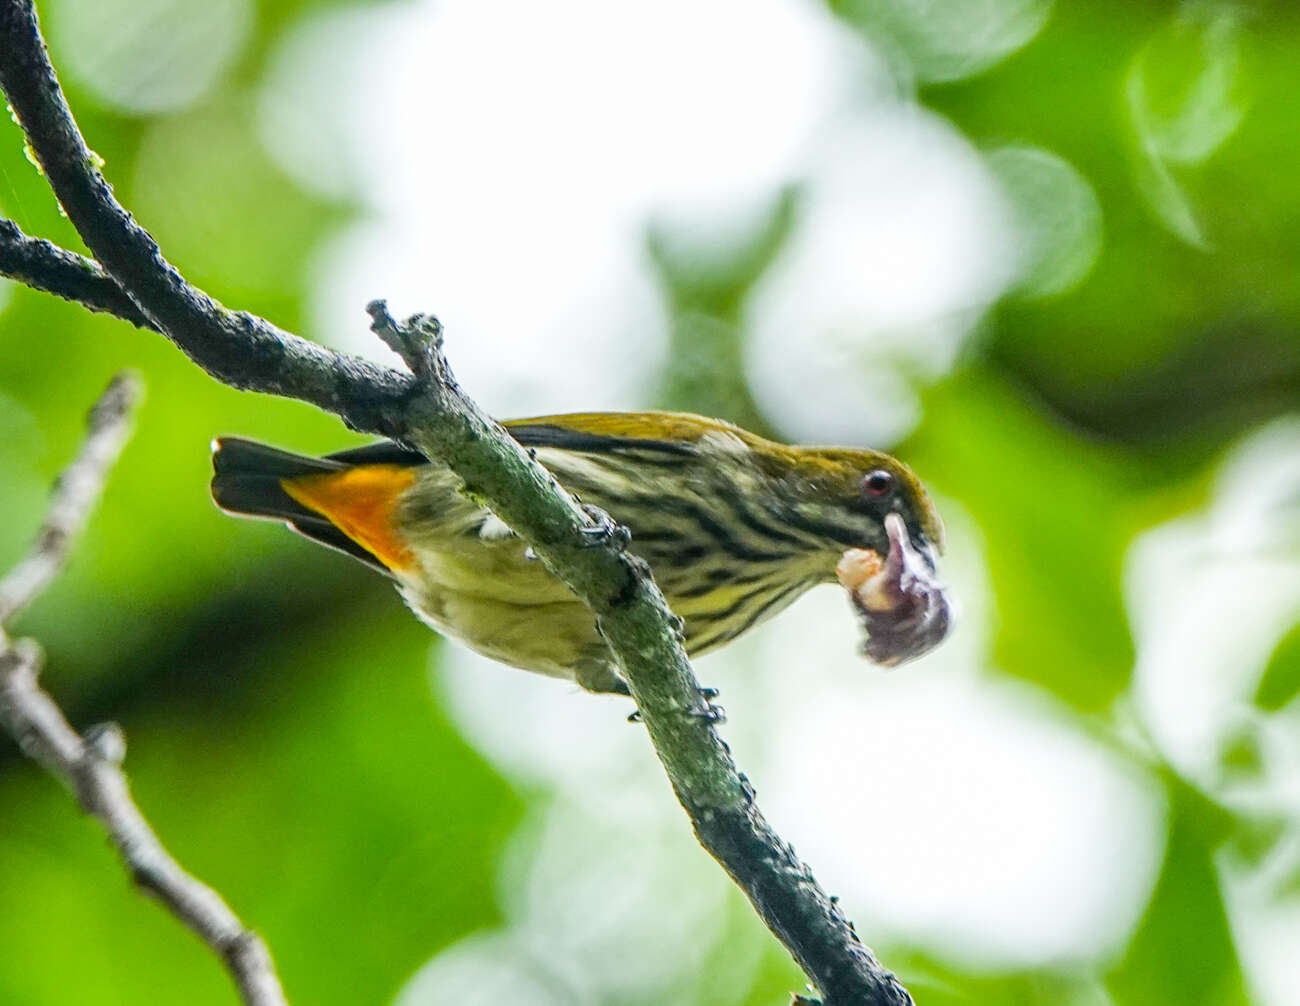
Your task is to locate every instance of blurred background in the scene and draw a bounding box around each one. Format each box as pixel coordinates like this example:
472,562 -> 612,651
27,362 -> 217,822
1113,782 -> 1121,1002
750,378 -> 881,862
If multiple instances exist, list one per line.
2,0 -> 1299,1003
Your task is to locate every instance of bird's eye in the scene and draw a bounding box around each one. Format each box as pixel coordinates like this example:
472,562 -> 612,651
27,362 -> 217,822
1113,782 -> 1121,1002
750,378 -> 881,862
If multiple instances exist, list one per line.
863,469 -> 894,497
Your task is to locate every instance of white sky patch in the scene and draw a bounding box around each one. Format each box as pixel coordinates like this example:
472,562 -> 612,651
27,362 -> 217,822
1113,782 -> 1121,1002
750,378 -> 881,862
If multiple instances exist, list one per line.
1126,417 -> 1300,1006
1127,418 -> 1300,783
500,800 -> 741,1003
395,930 -> 592,1006
762,644 -> 1164,967
1222,840 -> 1300,1006
746,105 -> 1017,446
434,645 -> 661,808
257,0 -> 1018,429
743,508 -> 1162,968
261,0 -> 882,418
431,654 -> 760,1003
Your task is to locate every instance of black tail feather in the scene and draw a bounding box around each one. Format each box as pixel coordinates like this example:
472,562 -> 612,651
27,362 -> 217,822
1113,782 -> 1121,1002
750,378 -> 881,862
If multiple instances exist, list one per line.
210,437 -> 396,576
212,436 -> 347,481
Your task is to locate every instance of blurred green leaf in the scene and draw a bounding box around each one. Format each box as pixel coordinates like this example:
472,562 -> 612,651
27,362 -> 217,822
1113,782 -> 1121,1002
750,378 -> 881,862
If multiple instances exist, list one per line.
985,145 -> 1103,300
1107,776 -> 1246,1006
1126,6 -> 1250,248
1126,7 -> 1248,168
900,964 -> 1112,1006
828,0 -> 1052,84
127,95 -> 346,324
907,366 -> 1137,710
1277,859 -> 1300,900
926,2 -> 1300,470
1253,615 -> 1300,711
1216,723 -> 1265,784
1224,812 -> 1287,872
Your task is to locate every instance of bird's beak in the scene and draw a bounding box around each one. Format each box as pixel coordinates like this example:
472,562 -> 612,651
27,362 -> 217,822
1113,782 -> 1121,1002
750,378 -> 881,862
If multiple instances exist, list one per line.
913,530 -> 941,577
879,512 -> 938,579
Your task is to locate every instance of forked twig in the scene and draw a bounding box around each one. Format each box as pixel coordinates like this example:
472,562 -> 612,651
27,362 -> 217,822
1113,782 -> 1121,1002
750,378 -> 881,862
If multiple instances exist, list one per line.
0,376 -> 288,1006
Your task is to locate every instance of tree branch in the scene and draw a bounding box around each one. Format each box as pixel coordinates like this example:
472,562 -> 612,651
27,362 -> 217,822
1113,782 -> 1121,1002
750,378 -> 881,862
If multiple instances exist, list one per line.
0,10 -> 415,439
0,371 -> 139,623
0,3 -> 911,1002
0,376 -> 288,1006
0,219 -> 155,329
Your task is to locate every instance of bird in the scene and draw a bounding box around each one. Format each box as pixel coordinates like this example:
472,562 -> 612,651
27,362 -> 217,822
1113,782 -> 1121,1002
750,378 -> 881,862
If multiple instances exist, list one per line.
211,410 -> 949,695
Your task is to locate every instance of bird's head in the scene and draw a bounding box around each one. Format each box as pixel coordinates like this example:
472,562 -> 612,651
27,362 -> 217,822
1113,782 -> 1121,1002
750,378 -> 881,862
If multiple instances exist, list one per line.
750,442 -> 952,666
752,442 -> 945,572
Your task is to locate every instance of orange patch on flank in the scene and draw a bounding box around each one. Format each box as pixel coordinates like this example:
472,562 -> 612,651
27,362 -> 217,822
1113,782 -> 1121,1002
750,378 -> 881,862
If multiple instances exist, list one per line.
282,465 -> 419,572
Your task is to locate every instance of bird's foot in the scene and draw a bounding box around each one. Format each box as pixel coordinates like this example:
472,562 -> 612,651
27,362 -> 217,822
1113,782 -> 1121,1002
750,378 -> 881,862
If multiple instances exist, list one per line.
626,687 -> 724,725
687,700 -> 727,724
578,504 -> 631,551
688,686 -> 726,724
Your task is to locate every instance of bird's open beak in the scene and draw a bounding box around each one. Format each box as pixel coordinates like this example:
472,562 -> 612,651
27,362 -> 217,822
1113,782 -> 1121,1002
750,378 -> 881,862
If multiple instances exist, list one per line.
835,513 -> 953,666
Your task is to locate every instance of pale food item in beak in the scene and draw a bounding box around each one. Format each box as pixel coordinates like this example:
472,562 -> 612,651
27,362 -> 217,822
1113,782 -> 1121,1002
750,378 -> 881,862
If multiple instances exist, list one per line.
836,513 -> 953,666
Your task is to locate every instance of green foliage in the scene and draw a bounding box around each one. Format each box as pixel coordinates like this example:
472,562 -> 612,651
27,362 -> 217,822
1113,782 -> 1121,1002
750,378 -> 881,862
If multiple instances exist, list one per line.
1254,615 -> 1300,712
1107,779 -> 1247,1006
0,604 -> 522,1005
4,0 -> 1300,1003
908,368 -> 1138,710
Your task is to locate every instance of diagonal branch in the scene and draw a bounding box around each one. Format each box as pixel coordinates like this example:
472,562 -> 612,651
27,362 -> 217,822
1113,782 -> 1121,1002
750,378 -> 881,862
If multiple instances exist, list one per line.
0,3 -> 911,1002
0,376 -> 288,1006
0,371 -> 140,624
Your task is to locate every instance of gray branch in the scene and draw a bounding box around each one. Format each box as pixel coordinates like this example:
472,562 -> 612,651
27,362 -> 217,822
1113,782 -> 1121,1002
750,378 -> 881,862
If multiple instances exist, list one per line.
0,376 -> 288,1006
0,3 -> 911,1002
0,219 -> 154,329
0,371 -> 139,624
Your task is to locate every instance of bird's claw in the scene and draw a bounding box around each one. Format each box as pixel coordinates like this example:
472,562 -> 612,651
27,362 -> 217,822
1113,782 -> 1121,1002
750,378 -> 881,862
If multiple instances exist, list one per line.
578,504 -> 630,551
626,687 -> 724,725
687,699 -> 726,724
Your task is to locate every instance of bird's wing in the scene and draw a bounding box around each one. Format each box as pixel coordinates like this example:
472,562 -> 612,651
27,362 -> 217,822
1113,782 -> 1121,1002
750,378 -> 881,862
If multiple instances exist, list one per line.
505,410 -> 762,455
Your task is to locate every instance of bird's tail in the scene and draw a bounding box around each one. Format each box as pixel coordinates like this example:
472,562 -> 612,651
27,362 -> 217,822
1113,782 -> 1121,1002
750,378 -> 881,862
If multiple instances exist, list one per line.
211,437 -> 346,519
210,437 -> 420,575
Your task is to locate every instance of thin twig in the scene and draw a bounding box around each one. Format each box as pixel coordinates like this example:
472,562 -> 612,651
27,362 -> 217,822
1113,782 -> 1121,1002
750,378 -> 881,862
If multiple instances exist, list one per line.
0,643 -> 288,1006
0,371 -> 139,625
0,376 -> 289,1006
0,3 -> 911,1002
0,219 -> 155,329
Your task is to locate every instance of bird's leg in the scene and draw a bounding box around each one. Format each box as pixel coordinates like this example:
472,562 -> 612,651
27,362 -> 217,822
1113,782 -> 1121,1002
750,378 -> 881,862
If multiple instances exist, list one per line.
574,658 -> 631,696
577,503 -> 631,551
